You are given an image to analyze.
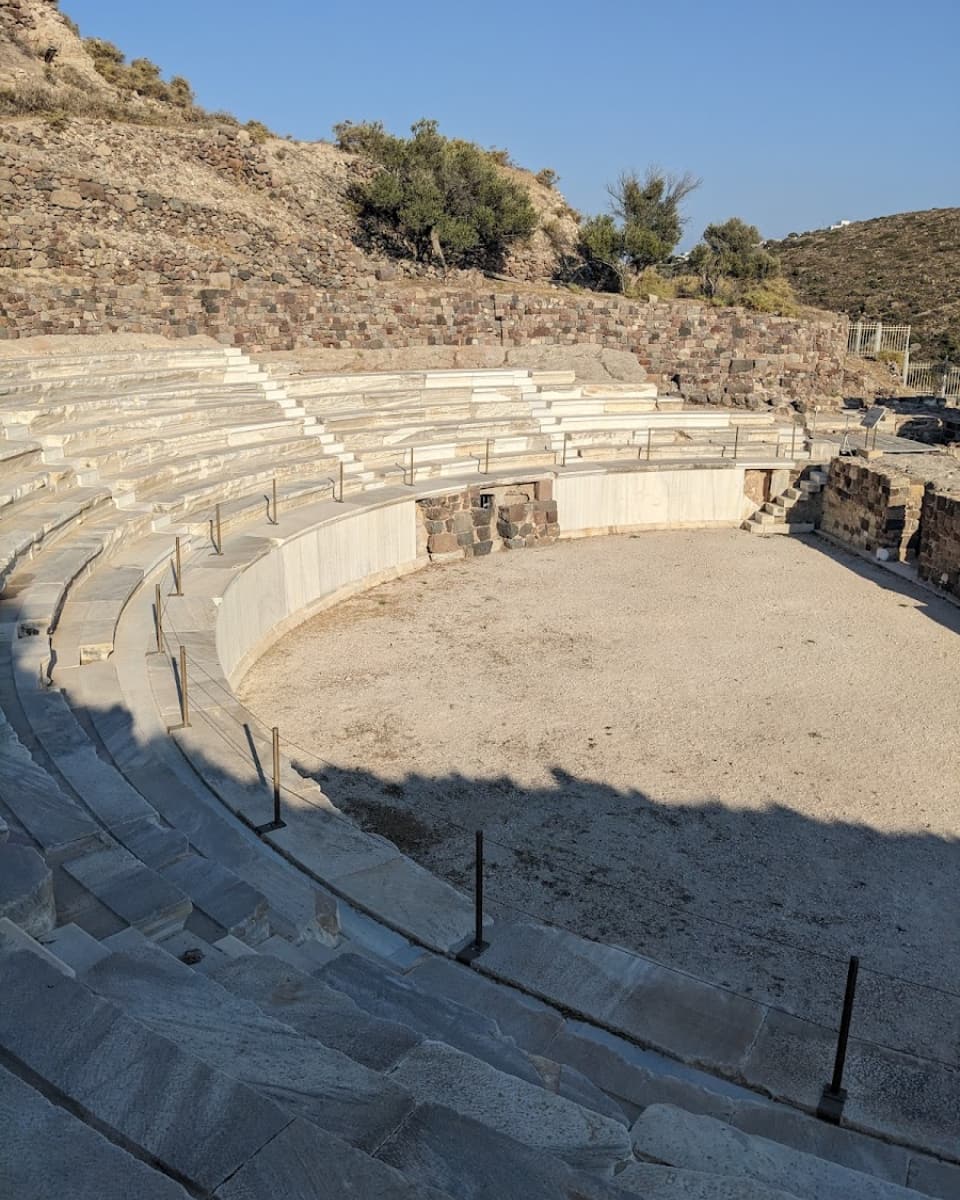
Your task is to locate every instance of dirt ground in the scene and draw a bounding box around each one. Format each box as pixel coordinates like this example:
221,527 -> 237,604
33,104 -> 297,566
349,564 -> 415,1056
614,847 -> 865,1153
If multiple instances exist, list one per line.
240,530 -> 960,1063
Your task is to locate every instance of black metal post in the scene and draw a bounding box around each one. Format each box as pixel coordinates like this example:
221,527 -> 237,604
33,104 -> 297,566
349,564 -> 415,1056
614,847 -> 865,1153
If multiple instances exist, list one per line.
174,536 -> 183,596
817,955 -> 859,1124
456,829 -> 490,964
474,830 -> 484,949
215,504 -> 224,555
255,724 -> 287,834
271,477 -> 279,525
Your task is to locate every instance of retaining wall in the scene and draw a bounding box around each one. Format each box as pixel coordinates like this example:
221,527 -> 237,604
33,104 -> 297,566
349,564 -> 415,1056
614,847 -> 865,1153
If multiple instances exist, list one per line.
820,459 -> 925,561
0,276 -> 847,408
218,499 -> 418,685
917,487 -> 960,599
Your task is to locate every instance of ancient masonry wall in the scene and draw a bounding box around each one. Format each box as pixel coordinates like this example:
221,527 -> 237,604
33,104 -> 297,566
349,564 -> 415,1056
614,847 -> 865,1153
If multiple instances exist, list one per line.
820,459 -> 925,561
0,132 -> 847,414
0,276 -> 846,407
917,487 -> 960,599
416,481 -> 557,562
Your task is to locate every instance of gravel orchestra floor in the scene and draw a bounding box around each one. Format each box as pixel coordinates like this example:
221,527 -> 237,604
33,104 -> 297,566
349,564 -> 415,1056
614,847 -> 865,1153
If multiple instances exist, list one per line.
240,530 -> 960,1064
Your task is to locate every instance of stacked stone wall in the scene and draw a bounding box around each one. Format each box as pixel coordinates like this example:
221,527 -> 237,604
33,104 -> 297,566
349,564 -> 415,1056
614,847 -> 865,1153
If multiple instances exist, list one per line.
820,459 -> 925,560
416,481 -> 556,561
917,488 -> 960,599
0,273 -> 847,408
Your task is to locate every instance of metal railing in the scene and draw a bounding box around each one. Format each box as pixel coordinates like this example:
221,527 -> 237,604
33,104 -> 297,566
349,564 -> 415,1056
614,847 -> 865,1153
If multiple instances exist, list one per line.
847,320 -> 912,383
906,360 -> 960,400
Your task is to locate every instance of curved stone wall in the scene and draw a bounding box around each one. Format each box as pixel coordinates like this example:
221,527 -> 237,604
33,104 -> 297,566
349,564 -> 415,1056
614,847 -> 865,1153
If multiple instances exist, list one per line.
216,463 -> 754,688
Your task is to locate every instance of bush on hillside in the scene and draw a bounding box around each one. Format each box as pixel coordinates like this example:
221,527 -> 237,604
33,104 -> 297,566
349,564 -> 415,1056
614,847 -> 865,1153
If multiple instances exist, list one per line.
577,167 -> 700,293
688,218 -> 779,298
83,38 -> 195,109
335,119 -> 538,271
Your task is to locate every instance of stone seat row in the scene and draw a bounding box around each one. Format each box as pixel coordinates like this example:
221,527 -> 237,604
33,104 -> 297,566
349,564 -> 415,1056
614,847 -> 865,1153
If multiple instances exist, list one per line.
0,900 -> 948,1199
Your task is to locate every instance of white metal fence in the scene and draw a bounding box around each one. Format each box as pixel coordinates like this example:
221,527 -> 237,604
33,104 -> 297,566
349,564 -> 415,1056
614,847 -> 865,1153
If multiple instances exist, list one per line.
846,320 -> 912,383
847,320 -> 912,358
905,361 -> 960,398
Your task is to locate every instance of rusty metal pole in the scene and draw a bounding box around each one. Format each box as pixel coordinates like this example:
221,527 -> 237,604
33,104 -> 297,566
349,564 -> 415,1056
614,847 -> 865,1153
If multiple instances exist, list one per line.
646,428 -> 652,461
271,477 -> 279,525
154,584 -> 163,653
408,447 -> 415,486
339,460 -> 344,502
485,439 -> 491,474
174,537 -> 183,596
215,504 -> 223,555
733,426 -> 741,458
562,432 -> 569,467
167,645 -> 191,731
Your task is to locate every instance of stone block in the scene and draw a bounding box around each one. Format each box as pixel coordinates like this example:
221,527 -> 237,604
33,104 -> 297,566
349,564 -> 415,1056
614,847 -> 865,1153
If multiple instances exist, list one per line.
0,948 -> 290,1192
631,1105 -> 921,1200
0,843 -> 55,938
85,943 -> 414,1153
376,1102 -> 628,1200
216,1117 -> 438,1200
388,1040 -> 632,1173
0,1063 -> 190,1200
208,953 -> 421,1071
428,533 -> 458,554
319,953 -> 540,1083
50,189 -> 83,209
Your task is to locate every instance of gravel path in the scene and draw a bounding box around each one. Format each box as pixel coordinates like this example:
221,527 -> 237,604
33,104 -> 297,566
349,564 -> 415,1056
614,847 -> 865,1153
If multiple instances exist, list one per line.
240,530 -> 960,1063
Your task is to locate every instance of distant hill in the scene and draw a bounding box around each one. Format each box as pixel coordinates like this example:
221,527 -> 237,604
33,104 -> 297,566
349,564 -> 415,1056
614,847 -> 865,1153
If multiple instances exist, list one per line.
769,209 -> 960,359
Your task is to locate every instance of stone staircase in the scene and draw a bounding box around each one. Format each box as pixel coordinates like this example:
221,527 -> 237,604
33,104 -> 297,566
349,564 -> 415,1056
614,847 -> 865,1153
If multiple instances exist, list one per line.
1,342 -> 956,1198
743,468 -> 829,536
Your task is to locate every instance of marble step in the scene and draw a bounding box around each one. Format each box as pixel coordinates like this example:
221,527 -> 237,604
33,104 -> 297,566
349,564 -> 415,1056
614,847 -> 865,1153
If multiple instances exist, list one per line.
631,1105 -> 927,1200
0,841 -> 55,937
60,842 -> 192,940
0,943 -> 314,1194
70,656 -> 337,945
0,713 -> 102,861
387,1039 -> 632,1174
374,1101 -> 637,1200
0,486 -> 114,591
206,951 -> 422,1071
615,1163 -> 796,1197
319,951 -> 548,1083
83,937 -> 415,1152
0,1061 -> 191,1200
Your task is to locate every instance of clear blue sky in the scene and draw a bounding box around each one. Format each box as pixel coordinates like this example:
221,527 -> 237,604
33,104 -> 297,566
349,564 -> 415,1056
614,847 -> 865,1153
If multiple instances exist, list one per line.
63,0 -> 959,246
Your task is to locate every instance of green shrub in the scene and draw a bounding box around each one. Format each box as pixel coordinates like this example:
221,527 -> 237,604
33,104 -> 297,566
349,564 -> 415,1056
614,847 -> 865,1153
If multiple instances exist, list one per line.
578,167 -> 699,293
739,276 -> 799,315
535,168 -> 559,189
688,218 -> 778,299
83,37 -> 197,111
244,119 -> 272,144
339,118 -> 537,271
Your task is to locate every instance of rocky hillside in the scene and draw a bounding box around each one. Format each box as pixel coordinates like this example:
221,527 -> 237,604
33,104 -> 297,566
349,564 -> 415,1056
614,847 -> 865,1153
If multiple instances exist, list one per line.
0,0 -> 579,295
770,209 -> 960,359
